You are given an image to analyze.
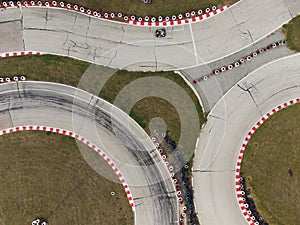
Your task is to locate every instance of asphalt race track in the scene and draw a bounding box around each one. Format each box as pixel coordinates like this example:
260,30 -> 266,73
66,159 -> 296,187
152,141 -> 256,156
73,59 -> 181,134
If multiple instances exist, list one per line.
1,0 -> 300,225
0,0 -> 299,71
0,81 -> 178,225
192,53 -> 300,225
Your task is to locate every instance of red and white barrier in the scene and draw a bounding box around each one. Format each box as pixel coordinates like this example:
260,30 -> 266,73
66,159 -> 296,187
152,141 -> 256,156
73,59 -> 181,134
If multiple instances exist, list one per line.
195,40 -> 286,83
151,133 -> 189,224
0,1 -> 230,27
0,125 -> 136,211
127,5 -> 230,26
235,97 -> 300,225
0,51 -> 42,59
0,76 -> 26,83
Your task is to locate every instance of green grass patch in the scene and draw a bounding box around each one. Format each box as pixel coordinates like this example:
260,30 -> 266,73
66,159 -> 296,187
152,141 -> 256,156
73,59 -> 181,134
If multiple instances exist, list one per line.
46,0 -> 238,17
241,103 -> 300,225
0,131 -> 133,225
0,54 -> 205,153
283,15 -> 300,52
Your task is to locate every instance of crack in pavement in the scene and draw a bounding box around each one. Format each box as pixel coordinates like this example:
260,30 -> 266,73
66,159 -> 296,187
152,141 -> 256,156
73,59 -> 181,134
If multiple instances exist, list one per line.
73,13 -> 78,24
209,114 -> 225,121
0,19 -> 21,24
42,8 -> 51,29
24,27 -> 71,33
281,0 -> 294,18
237,83 -> 263,116
229,8 -> 253,42
107,27 -> 125,67
153,39 -> 158,72
19,7 -> 26,51
16,82 -> 22,99
6,99 -> 13,127
193,169 -> 234,173
247,29 -> 254,43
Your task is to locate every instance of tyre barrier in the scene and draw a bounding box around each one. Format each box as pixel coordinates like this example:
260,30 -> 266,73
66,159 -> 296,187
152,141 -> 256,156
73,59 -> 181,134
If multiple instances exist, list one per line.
193,40 -> 287,83
0,76 -> 26,83
235,98 -> 300,225
0,2 -> 230,27
130,15 -> 135,21
151,133 -> 191,221
151,17 -> 156,22
0,125 -> 137,210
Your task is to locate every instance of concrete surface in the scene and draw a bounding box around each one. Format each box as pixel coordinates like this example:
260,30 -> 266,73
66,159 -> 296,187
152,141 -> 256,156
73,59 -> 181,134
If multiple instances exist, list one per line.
182,30 -> 295,112
0,0 -> 299,71
192,53 -> 300,225
0,81 -> 179,225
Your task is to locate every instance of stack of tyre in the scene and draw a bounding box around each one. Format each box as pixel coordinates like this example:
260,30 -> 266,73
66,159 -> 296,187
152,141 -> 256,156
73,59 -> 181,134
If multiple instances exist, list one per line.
32,218 -> 48,225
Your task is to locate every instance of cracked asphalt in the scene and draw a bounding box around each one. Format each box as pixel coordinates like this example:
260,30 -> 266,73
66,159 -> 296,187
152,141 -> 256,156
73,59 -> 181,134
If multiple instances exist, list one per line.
1,1 -> 300,225
192,53 -> 300,225
0,0 -> 299,71
182,30 -> 295,112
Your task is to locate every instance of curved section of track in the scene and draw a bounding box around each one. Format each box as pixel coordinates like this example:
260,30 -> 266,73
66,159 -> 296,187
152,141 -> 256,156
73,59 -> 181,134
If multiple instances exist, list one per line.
0,81 -> 178,225
192,53 -> 300,225
235,97 -> 299,225
0,0 -> 299,71
0,125 -> 136,206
